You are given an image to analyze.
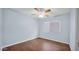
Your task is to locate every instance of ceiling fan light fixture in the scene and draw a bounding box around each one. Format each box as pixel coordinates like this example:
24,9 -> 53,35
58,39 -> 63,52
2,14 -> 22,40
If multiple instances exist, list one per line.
38,14 -> 44,18
32,8 -> 52,18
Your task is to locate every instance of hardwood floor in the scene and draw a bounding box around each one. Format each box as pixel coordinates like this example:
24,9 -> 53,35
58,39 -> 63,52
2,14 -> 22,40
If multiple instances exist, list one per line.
2,37 -> 71,51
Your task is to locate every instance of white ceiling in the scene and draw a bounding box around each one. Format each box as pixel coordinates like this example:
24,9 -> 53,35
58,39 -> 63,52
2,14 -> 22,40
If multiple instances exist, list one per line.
10,8 -> 71,16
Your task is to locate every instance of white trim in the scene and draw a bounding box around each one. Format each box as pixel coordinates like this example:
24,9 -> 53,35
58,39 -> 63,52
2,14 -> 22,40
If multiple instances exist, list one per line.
1,36 -> 37,49
39,36 -> 69,44
69,9 -> 77,51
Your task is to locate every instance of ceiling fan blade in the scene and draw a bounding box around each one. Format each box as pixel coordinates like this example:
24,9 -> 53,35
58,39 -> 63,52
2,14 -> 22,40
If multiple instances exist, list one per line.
45,9 -> 51,12
34,8 -> 40,11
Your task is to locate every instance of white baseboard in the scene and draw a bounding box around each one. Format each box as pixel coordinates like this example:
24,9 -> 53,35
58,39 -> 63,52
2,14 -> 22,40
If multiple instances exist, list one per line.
39,36 -> 69,44
1,36 -> 37,49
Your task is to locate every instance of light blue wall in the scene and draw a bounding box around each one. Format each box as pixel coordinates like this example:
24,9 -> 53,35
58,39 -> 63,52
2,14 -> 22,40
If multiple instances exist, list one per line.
0,9 -> 2,47
76,9 -> 79,50
3,9 -> 38,46
39,13 -> 70,43
2,8 -> 71,47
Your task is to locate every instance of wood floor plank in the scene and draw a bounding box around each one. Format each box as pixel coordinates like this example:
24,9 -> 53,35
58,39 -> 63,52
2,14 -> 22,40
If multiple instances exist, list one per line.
2,37 -> 71,51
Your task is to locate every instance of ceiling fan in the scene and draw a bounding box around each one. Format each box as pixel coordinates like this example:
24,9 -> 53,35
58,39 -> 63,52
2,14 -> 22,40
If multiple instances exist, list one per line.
32,8 -> 52,18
